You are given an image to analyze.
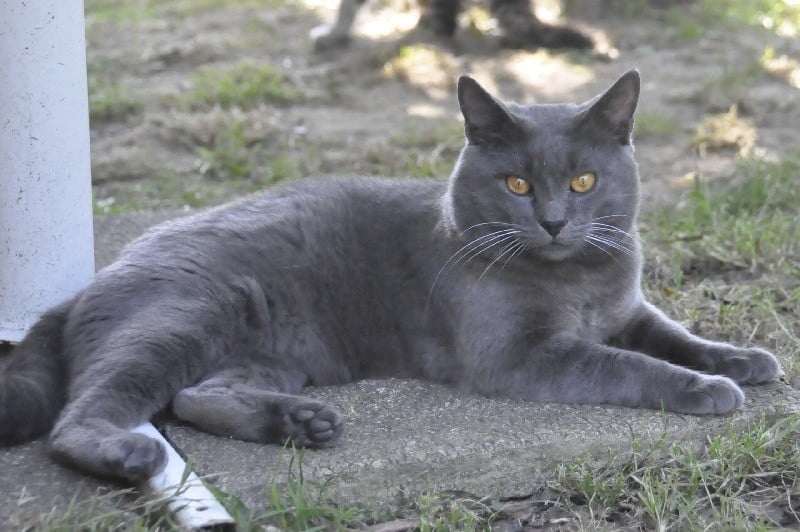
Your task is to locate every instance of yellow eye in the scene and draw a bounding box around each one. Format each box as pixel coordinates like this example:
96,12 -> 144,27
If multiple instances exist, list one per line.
570,172 -> 596,193
506,176 -> 531,195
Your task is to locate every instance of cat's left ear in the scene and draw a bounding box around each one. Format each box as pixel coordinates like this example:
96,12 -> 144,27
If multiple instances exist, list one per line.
581,69 -> 640,145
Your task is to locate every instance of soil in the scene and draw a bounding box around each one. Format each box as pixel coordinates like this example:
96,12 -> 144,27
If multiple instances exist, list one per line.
85,0 -> 800,214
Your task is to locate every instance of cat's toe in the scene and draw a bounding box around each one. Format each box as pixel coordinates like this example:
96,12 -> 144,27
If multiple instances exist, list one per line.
718,348 -> 782,385
673,374 -> 744,415
103,433 -> 167,481
283,401 -> 343,446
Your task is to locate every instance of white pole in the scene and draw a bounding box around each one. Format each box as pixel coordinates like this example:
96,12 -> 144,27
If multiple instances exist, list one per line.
0,0 -> 95,342
0,4 -> 236,527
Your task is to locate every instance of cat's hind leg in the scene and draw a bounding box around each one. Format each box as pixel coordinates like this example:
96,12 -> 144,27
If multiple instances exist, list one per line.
48,353 -> 191,481
172,366 -> 343,446
49,312 -> 231,481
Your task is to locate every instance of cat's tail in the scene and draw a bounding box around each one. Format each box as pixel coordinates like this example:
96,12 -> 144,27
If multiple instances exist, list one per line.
0,300 -> 72,444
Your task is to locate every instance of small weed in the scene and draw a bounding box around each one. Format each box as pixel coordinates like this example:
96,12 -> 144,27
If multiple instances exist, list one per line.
416,492 -> 498,531
389,123 -> 464,178
88,76 -> 142,124
761,45 -> 800,89
180,61 -> 302,111
692,106 -> 757,156
93,195 -> 143,215
256,445 -> 362,530
382,45 -> 453,82
23,487 -> 176,530
196,121 -> 254,180
634,112 -> 680,139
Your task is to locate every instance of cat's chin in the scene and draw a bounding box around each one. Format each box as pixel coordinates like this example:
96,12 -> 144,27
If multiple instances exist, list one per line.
533,242 -> 577,262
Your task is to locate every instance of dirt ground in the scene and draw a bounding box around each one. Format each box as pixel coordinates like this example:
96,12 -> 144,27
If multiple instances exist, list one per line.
85,0 -> 800,215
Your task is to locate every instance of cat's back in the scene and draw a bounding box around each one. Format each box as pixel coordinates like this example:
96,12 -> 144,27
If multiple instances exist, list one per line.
115,177 -> 445,267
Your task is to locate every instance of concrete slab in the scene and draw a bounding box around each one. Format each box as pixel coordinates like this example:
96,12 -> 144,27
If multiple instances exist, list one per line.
2,210 -> 800,524
166,379 -> 800,509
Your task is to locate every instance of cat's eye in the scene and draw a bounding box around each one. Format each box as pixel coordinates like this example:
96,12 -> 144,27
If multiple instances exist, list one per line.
570,172 -> 596,193
506,176 -> 531,195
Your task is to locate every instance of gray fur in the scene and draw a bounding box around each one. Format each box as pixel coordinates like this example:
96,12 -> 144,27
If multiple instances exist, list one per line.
0,71 -> 781,482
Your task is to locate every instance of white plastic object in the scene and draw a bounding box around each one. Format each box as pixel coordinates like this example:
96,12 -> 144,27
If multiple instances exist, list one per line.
132,423 -> 235,530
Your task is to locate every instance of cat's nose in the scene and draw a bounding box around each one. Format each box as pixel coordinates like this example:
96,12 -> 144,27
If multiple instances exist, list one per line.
540,219 -> 567,237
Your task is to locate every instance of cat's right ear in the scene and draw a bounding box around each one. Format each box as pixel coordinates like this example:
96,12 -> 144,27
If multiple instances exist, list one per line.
457,76 -> 519,146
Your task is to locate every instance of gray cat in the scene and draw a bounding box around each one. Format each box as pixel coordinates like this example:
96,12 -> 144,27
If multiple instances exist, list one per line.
0,71 -> 781,482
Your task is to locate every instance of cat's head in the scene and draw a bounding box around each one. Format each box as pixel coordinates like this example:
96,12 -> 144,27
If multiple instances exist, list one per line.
444,70 -> 641,263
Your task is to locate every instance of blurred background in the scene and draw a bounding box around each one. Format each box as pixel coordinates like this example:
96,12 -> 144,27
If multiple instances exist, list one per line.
86,0 -> 799,378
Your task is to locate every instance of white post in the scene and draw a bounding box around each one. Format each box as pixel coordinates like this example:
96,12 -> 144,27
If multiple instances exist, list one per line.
0,5 -> 236,528
0,0 -> 95,342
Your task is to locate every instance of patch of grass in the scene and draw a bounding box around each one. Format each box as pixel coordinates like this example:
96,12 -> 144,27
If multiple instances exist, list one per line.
692,106 -> 757,156
646,157 -> 799,268
416,492 -> 498,531
551,415 -> 800,529
642,156 -> 800,373
22,487 -> 175,530
388,123 -> 464,178
196,121 -> 254,180
696,0 -> 800,35
88,76 -> 142,124
92,195 -> 144,215
193,123 -> 307,186
180,61 -> 302,111
85,0 -> 280,24
205,445 -> 364,530
634,112 -> 681,139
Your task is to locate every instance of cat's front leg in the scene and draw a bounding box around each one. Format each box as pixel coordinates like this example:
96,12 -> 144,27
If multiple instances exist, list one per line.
464,334 -> 744,414
611,301 -> 782,385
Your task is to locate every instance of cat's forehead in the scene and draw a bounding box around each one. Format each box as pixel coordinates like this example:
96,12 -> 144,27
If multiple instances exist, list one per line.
506,102 -> 584,134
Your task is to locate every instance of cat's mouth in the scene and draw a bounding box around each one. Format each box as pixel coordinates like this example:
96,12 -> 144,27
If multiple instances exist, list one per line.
536,239 -> 577,261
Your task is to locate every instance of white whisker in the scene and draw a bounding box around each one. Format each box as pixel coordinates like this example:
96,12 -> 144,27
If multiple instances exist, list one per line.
426,228 -> 520,307
589,223 -> 635,241
459,221 -> 519,236
585,234 -> 634,256
476,241 -> 519,283
583,237 -> 614,257
500,242 -> 525,272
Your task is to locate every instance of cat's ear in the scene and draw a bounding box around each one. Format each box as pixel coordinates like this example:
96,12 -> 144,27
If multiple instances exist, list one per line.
582,69 -> 640,145
457,76 -> 520,145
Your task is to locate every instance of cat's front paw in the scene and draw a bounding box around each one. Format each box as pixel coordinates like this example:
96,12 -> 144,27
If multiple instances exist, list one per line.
714,347 -> 783,385
671,374 -> 744,415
